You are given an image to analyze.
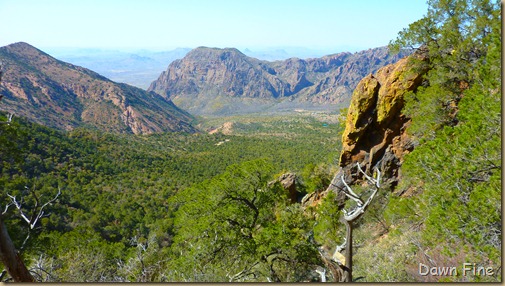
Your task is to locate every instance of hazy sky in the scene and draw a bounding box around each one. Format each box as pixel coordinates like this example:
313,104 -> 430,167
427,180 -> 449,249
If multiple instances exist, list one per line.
1,0 -> 428,52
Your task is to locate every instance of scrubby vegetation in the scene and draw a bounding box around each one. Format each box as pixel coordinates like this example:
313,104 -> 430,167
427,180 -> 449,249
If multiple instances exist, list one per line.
0,0 -> 501,282
0,112 -> 341,281
361,0 -> 501,282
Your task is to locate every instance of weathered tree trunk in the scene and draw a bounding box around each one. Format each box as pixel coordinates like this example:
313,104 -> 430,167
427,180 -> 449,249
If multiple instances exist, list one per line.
329,163 -> 381,282
343,219 -> 352,282
0,216 -> 35,282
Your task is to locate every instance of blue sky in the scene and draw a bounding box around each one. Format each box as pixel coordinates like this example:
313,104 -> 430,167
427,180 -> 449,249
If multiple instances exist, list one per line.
1,0 -> 428,52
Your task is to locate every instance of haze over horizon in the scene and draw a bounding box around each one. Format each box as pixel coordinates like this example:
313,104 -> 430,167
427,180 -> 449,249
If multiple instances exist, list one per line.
1,0 -> 428,55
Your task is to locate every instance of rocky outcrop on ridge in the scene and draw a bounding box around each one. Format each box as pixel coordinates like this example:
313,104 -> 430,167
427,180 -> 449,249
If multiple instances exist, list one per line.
339,52 -> 429,169
302,49 -> 429,207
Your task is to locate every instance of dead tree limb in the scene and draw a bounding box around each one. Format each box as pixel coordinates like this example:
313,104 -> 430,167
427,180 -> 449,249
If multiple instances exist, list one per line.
342,164 -> 380,222
342,217 -> 353,282
227,261 -> 259,282
317,245 -> 344,282
315,266 -> 326,282
0,113 -> 13,125
339,162 -> 381,282
7,188 -> 62,230
0,188 -> 61,282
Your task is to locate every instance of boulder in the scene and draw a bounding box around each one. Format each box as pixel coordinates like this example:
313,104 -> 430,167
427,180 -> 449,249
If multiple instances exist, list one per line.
271,173 -> 306,204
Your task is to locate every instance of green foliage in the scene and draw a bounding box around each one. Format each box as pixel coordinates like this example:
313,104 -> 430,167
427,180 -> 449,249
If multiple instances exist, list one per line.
402,75 -> 502,262
300,162 -> 336,194
312,191 -> 343,248
1,0 -> 500,281
403,86 -> 454,140
391,0 -> 501,133
0,112 -> 339,241
388,0 -> 501,279
168,159 -> 320,282
390,0 -> 500,88
0,112 -> 338,281
36,228 -> 126,282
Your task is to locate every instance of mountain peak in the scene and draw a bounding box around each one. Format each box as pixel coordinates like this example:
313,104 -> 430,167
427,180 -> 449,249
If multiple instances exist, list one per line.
0,42 -> 196,134
148,46 -> 411,116
192,46 -> 243,53
3,42 -> 51,58
185,46 -> 247,61
6,41 -> 34,49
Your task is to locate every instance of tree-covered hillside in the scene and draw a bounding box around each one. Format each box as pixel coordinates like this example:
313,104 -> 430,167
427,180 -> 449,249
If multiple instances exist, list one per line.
379,0 -> 501,281
0,0 -> 501,282
0,112 -> 341,281
349,0 -> 501,282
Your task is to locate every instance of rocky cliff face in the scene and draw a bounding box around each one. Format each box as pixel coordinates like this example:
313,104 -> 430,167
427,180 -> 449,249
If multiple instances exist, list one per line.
339,52 -> 429,168
0,42 -> 195,134
302,49 -> 429,207
148,46 -> 410,116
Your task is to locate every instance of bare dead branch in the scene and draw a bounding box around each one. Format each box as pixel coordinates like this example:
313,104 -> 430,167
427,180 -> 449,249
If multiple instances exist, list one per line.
335,238 -> 346,255
0,270 -> 6,281
227,261 -> 259,282
342,163 -> 381,222
331,162 -> 382,282
315,266 -> 326,282
6,194 -> 31,226
2,201 -> 14,216
0,113 -> 13,125
7,188 -> 61,230
357,162 -> 381,188
340,176 -> 363,206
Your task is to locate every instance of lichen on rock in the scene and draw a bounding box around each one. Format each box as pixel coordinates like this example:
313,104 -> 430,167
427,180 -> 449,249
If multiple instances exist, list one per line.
339,50 -> 429,170
302,50 -> 429,209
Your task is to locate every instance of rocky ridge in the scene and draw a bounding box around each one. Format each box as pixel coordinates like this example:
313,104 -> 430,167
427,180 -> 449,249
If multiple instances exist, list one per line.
302,49 -> 429,207
0,42 -> 195,135
148,46 -> 410,116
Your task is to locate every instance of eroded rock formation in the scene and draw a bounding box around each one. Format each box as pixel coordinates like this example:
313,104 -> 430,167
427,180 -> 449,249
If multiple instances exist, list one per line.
340,52 -> 428,170
303,49 -> 429,208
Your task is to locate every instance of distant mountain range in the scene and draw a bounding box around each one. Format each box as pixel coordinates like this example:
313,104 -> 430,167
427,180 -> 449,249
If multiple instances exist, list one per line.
241,46 -> 362,61
46,47 -> 361,89
0,42 -> 411,133
148,46 -> 411,116
46,47 -> 192,89
0,42 -> 195,134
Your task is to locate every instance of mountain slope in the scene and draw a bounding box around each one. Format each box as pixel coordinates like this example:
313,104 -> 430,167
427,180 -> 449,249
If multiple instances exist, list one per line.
148,46 -> 410,116
0,42 -> 195,134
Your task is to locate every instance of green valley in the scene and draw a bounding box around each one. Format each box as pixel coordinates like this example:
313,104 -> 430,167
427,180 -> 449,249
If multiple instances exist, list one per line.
0,0 -> 501,282
0,111 -> 343,281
